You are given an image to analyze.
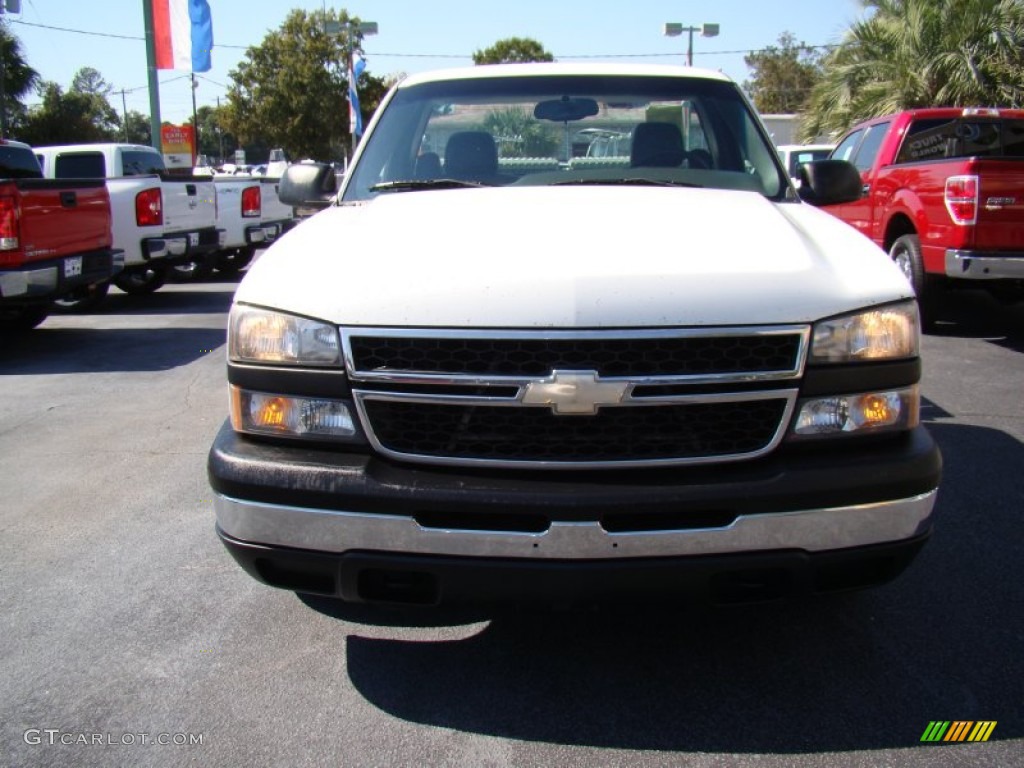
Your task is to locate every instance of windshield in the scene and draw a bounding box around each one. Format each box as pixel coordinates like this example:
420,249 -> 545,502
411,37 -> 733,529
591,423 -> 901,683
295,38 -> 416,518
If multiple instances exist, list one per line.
343,74 -> 786,201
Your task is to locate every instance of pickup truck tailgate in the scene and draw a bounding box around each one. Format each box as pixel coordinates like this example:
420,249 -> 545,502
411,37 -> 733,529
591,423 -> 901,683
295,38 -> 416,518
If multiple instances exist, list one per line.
972,160 -> 1024,251
161,178 -> 217,233
15,179 -> 112,258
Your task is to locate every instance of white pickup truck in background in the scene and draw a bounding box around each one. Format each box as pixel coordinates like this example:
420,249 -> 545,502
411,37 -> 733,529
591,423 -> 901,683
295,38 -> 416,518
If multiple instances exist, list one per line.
189,171 -> 296,277
35,143 -> 219,306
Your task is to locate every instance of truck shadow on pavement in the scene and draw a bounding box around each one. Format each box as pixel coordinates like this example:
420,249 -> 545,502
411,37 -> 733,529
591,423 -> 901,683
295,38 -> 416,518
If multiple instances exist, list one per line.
52,283 -> 238,317
927,289 -> 1024,351
313,419 -> 1022,754
0,327 -> 225,374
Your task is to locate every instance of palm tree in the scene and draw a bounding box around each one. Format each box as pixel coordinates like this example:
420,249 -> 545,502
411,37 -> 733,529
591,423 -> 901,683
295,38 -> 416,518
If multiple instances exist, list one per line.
802,0 -> 1024,140
1,21 -> 40,137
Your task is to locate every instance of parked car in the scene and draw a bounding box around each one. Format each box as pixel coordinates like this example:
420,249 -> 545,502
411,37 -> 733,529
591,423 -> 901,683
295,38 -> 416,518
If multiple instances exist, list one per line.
0,139 -> 120,330
816,108 -> 1024,322
210,63 -> 941,608
35,143 -> 219,306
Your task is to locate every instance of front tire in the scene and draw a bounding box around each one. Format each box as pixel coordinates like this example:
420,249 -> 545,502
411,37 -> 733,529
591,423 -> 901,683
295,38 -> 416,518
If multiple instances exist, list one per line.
889,234 -> 940,329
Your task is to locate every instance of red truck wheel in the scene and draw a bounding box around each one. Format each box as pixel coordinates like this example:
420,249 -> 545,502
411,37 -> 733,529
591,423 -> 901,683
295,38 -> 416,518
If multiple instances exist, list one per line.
890,234 -> 941,328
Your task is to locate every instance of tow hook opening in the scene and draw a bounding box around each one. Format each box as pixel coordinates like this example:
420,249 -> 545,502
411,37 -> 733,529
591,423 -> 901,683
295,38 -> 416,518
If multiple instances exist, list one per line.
357,568 -> 440,605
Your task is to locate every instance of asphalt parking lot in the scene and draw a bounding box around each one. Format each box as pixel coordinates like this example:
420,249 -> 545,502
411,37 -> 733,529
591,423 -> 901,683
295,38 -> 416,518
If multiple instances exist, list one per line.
1,276 -> 1022,767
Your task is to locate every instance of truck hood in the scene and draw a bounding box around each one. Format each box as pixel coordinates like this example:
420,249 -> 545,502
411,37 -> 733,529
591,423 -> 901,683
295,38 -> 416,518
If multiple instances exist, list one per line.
236,186 -> 914,327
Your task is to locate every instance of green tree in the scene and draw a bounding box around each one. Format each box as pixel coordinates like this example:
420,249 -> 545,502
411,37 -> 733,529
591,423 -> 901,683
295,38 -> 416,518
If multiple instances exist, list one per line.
70,67 -> 120,135
1,21 -> 40,137
743,32 -> 823,114
483,107 -> 558,157
188,104 -> 232,161
803,0 -> 1024,140
121,111 -> 152,145
21,67 -> 120,145
222,8 -> 387,160
472,37 -> 554,65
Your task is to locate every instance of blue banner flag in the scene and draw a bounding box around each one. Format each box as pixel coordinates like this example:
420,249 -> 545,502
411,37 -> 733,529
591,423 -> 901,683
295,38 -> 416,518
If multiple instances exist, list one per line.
349,52 -> 367,138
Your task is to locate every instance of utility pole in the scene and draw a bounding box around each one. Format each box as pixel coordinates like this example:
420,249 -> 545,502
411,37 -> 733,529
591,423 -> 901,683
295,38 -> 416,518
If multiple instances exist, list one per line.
216,96 -> 223,164
120,89 -> 129,141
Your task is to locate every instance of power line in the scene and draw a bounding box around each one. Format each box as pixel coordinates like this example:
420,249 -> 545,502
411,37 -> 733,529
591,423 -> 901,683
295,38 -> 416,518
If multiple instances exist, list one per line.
9,18 -> 250,48
10,18 -> 839,61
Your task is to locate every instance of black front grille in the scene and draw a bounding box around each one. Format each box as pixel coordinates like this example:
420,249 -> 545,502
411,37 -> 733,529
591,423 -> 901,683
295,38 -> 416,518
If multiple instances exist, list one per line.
363,398 -> 789,463
350,334 -> 802,377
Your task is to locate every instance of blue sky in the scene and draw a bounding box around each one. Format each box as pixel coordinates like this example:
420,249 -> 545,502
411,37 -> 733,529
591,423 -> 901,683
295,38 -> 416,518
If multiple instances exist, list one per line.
7,0 -> 867,124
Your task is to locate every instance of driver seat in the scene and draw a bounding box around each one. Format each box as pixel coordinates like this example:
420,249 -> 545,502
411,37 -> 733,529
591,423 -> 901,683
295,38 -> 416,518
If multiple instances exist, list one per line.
630,122 -> 685,168
444,132 -> 498,181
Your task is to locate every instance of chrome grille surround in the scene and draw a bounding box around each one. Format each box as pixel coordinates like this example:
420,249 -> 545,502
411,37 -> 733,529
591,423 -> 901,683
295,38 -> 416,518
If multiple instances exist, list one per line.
343,326 -> 810,469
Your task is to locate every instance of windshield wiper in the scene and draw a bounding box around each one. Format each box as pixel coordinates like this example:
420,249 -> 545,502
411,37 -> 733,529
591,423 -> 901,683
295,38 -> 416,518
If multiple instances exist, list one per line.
550,177 -> 702,188
370,178 -> 491,192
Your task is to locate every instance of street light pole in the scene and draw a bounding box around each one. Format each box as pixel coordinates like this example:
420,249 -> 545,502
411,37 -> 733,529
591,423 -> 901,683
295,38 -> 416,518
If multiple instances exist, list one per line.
191,73 -> 199,164
324,18 -> 377,161
663,22 -> 720,66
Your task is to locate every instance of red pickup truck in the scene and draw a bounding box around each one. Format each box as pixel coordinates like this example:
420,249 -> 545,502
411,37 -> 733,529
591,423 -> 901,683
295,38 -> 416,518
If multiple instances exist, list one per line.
818,108 -> 1024,322
0,139 -> 120,331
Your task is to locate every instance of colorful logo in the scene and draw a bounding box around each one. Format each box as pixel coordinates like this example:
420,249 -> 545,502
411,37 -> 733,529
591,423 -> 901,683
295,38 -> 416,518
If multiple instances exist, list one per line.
921,721 -> 997,743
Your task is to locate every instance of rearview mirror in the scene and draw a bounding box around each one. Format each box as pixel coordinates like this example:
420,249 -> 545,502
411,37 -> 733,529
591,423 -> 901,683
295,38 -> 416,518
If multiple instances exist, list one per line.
534,97 -> 599,123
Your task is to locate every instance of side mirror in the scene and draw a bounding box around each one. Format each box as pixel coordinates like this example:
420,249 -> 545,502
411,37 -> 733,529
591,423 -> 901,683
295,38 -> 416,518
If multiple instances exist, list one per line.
798,159 -> 862,206
278,162 -> 337,208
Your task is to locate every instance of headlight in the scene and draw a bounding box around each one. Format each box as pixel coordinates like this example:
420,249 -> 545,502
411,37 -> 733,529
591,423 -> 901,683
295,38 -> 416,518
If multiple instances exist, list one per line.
229,305 -> 341,366
811,301 -> 919,363
230,387 -> 358,439
790,386 -> 919,439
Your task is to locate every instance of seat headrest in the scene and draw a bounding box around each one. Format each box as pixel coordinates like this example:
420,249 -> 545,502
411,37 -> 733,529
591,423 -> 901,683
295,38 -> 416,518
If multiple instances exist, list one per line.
445,132 -> 498,179
630,122 -> 685,167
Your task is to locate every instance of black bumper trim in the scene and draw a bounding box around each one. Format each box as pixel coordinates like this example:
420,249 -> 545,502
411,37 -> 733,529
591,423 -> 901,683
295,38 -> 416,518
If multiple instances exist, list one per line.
208,422 -> 942,523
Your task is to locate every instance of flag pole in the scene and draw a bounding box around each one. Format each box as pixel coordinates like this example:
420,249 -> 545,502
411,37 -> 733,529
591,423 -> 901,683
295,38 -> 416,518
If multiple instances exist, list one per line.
142,0 -> 162,148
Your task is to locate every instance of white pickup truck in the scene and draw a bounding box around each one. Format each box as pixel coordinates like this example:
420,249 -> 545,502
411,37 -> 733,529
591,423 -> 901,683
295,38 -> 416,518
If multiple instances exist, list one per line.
210,64 -> 942,607
212,175 -> 295,275
188,165 -> 296,277
35,143 -> 219,304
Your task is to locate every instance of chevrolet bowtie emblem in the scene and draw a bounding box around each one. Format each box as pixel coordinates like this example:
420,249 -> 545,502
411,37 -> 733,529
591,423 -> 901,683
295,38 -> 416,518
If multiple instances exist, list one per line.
520,370 -> 629,415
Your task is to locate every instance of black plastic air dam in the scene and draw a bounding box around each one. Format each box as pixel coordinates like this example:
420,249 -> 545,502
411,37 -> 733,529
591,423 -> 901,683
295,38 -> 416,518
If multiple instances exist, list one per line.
208,422 -> 942,524
216,527 -> 931,606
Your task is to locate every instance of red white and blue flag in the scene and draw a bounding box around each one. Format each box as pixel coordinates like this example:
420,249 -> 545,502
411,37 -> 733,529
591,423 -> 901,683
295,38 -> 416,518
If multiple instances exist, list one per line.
152,0 -> 213,72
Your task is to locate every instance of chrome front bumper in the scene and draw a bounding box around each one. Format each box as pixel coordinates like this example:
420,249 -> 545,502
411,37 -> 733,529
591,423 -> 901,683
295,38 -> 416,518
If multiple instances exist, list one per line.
215,489 -> 938,561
